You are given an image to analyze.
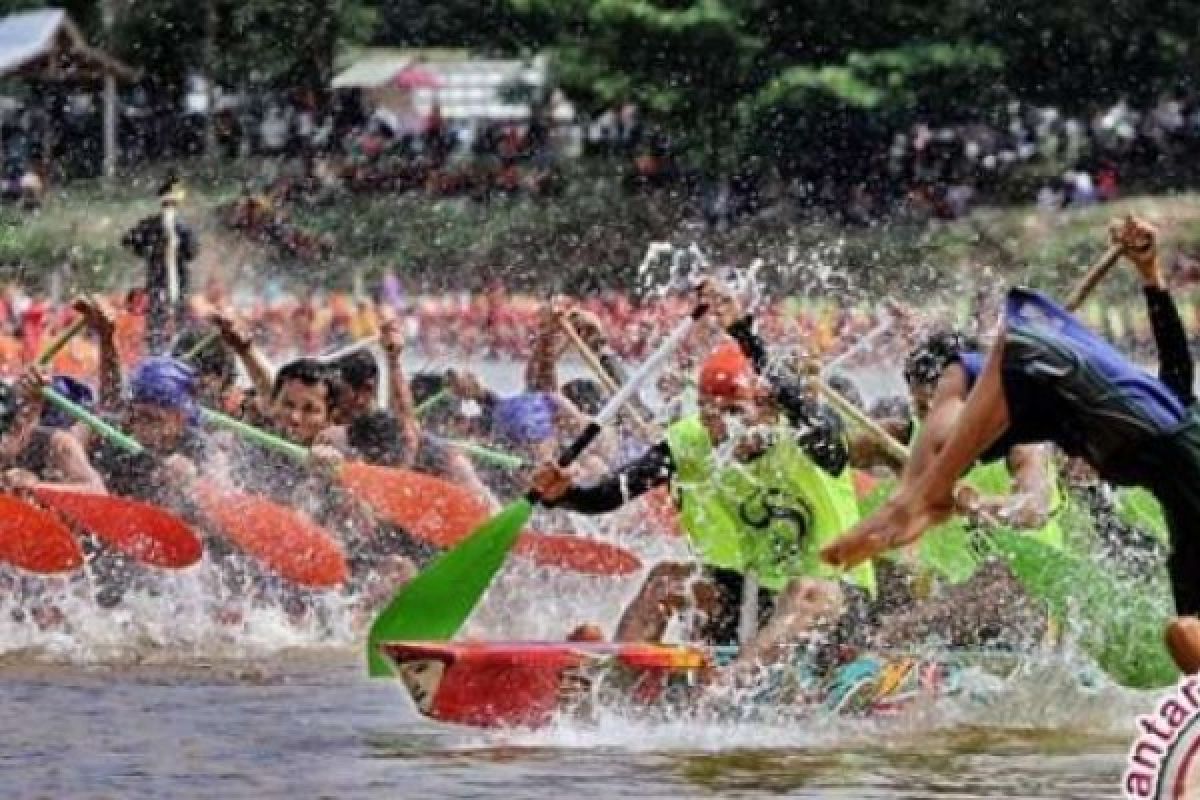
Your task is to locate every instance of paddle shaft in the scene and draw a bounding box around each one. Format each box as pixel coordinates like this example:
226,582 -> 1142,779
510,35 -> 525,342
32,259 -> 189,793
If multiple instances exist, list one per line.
41,388 -> 144,455
318,334 -> 380,363
181,331 -> 221,362
432,436 -> 525,469
37,318 -> 88,366
200,408 -> 310,462
1065,245 -> 1122,312
415,387 -> 450,417
557,315 -> 660,439
818,379 -> 910,463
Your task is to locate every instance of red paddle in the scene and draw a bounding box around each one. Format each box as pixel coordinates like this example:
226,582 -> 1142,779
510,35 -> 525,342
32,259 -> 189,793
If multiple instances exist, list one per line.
513,533 -> 641,576
193,480 -> 349,588
32,487 -> 202,569
0,494 -> 84,573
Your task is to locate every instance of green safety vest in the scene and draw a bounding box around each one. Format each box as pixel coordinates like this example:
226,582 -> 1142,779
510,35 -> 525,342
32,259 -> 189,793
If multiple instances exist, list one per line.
909,419 -> 1065,584
664,415 -> 875,594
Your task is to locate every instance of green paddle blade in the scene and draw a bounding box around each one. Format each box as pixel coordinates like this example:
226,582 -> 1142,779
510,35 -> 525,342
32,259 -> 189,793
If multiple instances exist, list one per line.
989,530 -> 1177,688
366,498 -> 534,677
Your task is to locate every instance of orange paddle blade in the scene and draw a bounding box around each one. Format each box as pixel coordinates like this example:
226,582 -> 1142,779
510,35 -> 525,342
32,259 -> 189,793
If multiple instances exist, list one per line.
33,488 -> 202,569
0,494 -> 84,573
513,533 -> 642,576
338,461 -> 492,547
194,481 -> 348,588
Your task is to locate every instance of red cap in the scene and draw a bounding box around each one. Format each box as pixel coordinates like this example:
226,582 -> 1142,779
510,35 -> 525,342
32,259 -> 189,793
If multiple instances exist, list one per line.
698,342 -> 756,399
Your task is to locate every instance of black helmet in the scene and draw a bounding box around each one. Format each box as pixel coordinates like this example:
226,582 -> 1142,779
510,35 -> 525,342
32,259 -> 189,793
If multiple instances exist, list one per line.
904,331 -> 978,388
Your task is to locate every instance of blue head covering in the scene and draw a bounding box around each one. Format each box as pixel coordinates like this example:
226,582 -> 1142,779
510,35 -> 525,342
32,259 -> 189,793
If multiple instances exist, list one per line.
40,376 -> 96,429
493,392 -> 557,445
130,356 -> 199,424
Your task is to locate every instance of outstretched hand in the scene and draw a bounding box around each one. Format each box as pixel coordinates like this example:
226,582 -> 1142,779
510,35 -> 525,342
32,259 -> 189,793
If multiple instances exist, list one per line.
528,462 -> 573,504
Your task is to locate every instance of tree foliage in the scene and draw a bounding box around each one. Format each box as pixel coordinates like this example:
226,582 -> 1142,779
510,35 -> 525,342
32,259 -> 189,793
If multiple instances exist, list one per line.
6,0 -> 1200,168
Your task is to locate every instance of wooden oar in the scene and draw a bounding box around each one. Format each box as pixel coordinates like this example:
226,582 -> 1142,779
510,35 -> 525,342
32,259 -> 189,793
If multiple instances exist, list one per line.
190,480 -> 348,588
0,318 -> 89,574
31,486 -> 202,569
37,317 -> 88,367
1065,245 -> 1121,312
415,388 -> 450,417
180,330 -> 221,362
366,303 -> 708,677
429,436 -> 526,470
41,390 -> 345,586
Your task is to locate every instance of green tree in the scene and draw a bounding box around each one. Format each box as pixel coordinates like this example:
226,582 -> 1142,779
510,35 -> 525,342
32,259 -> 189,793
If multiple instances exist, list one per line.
514,0 -> 765,175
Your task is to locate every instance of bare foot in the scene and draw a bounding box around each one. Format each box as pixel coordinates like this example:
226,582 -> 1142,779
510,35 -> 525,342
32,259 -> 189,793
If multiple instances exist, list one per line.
1166,616 -> 1200,674
823,493 -> 950,568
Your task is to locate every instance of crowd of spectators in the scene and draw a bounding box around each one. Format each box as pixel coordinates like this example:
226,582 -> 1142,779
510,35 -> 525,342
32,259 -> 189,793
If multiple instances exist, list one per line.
1,273 -> 1195,383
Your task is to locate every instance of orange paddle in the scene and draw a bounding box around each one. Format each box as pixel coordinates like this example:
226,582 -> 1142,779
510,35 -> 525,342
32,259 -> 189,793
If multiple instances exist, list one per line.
0,494 -> 84,573
201,409 -> 493,543
32,487 -> 202,569
193,480 -> 348,588
200,408 -> 642,576
336,461 -> 493,546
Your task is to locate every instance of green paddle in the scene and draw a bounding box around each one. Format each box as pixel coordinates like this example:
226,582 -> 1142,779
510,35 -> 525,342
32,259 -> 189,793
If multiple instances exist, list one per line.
41,388 -> 144,454
366,304 -> 708,676
435,437 -> 525,470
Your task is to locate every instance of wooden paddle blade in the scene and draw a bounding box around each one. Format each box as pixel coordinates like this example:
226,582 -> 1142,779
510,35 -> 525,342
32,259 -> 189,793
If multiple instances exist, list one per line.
338,461 -> 491,546
514,533 -> 641,576
0,494 -> 83,573
194,481 -> 348,588
367,498 -> 532,677
33,488 -> 202,569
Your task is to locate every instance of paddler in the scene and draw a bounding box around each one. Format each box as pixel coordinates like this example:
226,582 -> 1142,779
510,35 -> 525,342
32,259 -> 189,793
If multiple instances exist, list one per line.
229,358 -> 415,618
864,330 -> 1065,648
530,280 -> 875,666
121,173 -> 197,352
0,368 -> 106,493
822,216 -> 1200,673
82,355 -> 212,608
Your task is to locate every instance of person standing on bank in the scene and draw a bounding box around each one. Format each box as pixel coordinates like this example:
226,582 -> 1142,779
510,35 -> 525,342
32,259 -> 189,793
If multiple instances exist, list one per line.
122,172 -> 197,353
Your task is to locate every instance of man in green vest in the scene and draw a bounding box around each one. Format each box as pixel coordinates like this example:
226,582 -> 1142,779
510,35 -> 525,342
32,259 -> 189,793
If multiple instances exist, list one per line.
530,281 -> 874,666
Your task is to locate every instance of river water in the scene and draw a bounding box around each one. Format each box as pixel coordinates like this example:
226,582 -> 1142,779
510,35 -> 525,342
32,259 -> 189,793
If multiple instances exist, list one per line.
0,651 -> 1142,800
